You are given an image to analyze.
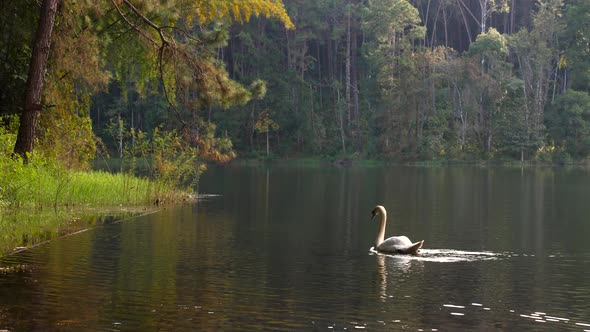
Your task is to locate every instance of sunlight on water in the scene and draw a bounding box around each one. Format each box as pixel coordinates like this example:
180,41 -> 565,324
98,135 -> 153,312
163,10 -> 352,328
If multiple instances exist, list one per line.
443,304 -> 465,310
0,264 -> 33,274
437,300 -> 589,329
197,194 -> 222,200
516,311 -> 587,326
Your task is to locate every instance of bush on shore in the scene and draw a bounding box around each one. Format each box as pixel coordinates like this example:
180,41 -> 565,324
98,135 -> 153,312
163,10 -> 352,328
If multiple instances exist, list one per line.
1,119 -> 199,210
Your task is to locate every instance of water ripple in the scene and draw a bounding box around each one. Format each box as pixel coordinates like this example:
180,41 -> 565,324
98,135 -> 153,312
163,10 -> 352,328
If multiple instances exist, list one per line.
370,248 -> 507,262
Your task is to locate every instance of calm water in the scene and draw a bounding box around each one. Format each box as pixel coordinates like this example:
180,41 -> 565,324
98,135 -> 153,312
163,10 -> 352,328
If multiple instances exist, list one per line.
1,164 -> 590,331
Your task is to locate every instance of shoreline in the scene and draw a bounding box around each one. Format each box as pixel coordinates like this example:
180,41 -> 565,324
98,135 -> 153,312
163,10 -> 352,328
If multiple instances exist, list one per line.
222,157 -> 590,168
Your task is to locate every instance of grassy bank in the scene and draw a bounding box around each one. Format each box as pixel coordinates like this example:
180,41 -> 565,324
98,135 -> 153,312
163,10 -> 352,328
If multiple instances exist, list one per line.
0,161 -> 191,209
1,124 -> 198,210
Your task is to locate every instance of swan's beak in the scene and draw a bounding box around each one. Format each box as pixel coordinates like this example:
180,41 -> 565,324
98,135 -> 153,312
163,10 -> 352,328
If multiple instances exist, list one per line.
371,210 -> 377,220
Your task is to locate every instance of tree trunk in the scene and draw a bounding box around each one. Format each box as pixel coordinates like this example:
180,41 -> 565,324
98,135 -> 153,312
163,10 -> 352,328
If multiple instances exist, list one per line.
429,2 -> 441,48
443,5 -> 448,47
266,131 -> 270,157
487,106 -> 493,153
479,0 -> 487,33
14,0 -> 61,159
118,114 -> 123,159
510,0 -> 515,34
249,110 -> 255,152
351,20 -> 361,151
457,0 -> 473,43
423,0 -> 431,48
336,87 -> 346,155
345,4 -> 352,133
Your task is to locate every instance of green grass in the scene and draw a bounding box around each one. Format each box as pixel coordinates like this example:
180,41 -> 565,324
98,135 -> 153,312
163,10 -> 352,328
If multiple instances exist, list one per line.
1,161 -> 191,209
1,123 -> 197,210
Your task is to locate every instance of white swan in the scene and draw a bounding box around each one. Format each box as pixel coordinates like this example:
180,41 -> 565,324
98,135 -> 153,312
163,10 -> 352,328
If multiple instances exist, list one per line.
371,205 -> 424,255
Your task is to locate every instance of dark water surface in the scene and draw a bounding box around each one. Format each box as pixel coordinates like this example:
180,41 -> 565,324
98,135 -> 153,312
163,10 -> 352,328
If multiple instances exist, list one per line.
1,165 -> 590,331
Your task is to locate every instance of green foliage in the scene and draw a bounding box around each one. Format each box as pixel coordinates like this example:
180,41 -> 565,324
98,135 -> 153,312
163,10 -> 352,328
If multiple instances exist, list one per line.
255,111 -> 279,134
191,0 -> 294,29
2,0 -> 294,173
0,117 -> 188,209
417,110 -> 449,160
562,0 -> 590,91
494,78 -> 531,158
38,79 -> 98,169
363,0 -> 427,157
362,0 -> 425,43
507,0 -> 565,145
93,0 -> 590,163
200,0 -> 590,163
546,90 -> 590,157
0,0 -> 37,116
149,128 -> 206,189
468,28 -> 509,63
534,144 -> 572,164
116,125 -> 207,193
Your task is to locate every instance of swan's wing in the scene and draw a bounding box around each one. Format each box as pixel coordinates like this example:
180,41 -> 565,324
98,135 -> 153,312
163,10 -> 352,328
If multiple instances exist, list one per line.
377,237 -> 424,255
377,236 -> 413,251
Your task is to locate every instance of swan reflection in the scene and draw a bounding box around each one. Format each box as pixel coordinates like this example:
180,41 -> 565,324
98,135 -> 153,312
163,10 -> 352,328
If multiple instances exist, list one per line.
373,251 -> 424,301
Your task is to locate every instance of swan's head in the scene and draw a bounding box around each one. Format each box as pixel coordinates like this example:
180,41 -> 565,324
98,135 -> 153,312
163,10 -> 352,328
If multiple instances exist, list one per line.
371,205 -> 386,220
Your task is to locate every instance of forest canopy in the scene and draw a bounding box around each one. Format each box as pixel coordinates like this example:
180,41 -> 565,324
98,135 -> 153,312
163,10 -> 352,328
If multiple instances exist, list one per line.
1,0 -> 590,166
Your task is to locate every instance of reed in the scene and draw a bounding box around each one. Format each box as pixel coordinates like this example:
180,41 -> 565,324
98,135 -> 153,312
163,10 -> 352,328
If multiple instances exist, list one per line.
1,157 -> 192,210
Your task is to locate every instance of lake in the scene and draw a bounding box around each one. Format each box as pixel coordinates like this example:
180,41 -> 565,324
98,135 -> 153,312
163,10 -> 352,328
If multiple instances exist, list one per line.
1,164 -> 590,330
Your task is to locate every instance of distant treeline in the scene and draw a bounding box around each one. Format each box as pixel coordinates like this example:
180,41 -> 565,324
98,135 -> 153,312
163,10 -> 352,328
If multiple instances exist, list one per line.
209,0 -> 590,162
1,0 -> 589,166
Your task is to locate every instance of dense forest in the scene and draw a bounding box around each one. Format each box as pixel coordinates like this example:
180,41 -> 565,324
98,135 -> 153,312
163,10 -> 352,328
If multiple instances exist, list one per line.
214,0 -> 590,162
2,0 -> 590,167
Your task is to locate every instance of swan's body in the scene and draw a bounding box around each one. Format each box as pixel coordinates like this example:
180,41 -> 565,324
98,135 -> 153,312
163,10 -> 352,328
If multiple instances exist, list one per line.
371,205 -> 424,255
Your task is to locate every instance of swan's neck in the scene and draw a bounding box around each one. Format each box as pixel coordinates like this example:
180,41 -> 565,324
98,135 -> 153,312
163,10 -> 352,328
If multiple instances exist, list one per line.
376,210 -> 387,247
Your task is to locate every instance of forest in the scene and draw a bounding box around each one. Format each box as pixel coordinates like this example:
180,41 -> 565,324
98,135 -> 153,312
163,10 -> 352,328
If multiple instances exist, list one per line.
1,0 -> 590,169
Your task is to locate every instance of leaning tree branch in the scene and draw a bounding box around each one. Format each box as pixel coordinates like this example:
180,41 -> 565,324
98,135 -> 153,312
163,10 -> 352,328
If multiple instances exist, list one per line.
122,0 -> 169,46
111,0 -> 193,127
456,0 -> 480,25
159,25 -> 201,44
111,0 -> 223,130
158,46 -> 188,129
110,0 -> 157,45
